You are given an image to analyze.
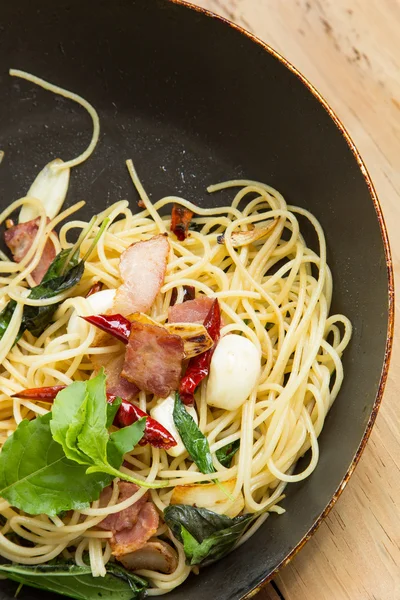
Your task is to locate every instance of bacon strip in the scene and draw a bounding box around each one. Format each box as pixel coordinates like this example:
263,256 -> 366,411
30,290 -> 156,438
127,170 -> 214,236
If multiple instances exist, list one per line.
98,483 -> 148,533
112,502 -> 159,557
114,235 -> 169,316
122,321 -> 184,398
97,482 -> 159,558
4,217 -> 56,284
168,296 -> 214,324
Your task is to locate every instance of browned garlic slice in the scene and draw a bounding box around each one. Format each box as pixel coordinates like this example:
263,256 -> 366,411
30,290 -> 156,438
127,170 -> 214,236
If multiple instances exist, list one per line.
127,313 -> 213,359
165,322 -> 213,359
170,478 -> 244,518
218,219 -> 278,247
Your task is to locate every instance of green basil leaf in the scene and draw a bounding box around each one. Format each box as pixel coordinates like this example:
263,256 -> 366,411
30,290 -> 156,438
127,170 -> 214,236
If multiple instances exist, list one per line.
187,516 -> 255,565
164,504 -> 233,541
65,397 -> 89,462
164,504 -> 257,567
0,300 -> 17,339
0,559 -> 148,600
107,395 -> 122,428
23,261 -> 85,337
0,413 -> 112,515
180,525 -> 201,560
41,248 -> 79,283
173,393 -> 215,475
50,381 -> 89,464
109,418 -> 146,458
215,439 -> 240,468
77,373 -> 109,465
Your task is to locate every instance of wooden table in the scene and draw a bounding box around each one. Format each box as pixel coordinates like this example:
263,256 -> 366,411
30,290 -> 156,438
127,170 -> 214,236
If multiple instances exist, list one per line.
189,2 -> 400,599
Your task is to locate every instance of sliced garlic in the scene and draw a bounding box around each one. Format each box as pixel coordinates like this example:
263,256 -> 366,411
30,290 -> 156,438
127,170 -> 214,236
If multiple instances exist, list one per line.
165,322 -> 213,358
170,478 -> 245,518
19,159 -> 70,223
150,394 -> 198,458
207,334 -> 261,411
218,219 -> 278,247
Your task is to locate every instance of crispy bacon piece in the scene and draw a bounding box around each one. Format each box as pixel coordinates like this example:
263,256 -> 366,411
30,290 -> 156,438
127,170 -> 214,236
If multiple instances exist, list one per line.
170,204 -> 193,241
112,502 -> 159,558
97,482 -> 159,558
168,296 -> 214,324
91,337 -> 139,401
114,235 -> 169,316
98,483 -> 148,532
122,321 -> 184,398
4,217 -> 56,284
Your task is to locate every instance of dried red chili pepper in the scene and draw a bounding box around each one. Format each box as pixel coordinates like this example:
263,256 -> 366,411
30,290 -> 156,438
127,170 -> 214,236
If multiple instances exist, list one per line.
170,285 -> 196,306
171,204 -> 194,241
13,386 -> 177,450
86,281 -> 104,297
82,313 -> 131,344
107,394 -> 176,449
179,298 -> 221,405
13,385 -> 66,400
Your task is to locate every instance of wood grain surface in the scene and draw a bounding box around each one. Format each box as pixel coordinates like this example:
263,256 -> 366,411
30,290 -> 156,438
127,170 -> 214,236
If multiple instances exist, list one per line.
189,2 -> 400,599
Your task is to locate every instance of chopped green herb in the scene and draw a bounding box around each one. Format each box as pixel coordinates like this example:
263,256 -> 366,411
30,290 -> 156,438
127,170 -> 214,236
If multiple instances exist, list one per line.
173,392 -> 215,475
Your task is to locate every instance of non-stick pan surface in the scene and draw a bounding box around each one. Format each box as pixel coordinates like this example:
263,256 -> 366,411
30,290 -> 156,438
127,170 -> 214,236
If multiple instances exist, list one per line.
0,1 -> 393,599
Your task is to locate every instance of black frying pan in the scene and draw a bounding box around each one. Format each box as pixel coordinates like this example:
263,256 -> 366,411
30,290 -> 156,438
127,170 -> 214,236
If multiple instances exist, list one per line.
0,1 -> 393,599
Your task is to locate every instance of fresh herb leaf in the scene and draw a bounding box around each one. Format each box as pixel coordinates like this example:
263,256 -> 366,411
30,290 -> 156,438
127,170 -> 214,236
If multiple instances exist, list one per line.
164,504 -> 257,566
41,248 -> 79,282
0,413 -> 112,515
215,439 -> 240,468
173,393 -> 215,475
51,381 -> 89,464
23,261 -> 85,337
51,371 -> 164,489
0,560 -> 148,600
180,525 -> 200,556
164,503 -> 233,540
107,395 -> 122,428
109,418 -> 146,458
0,300 -> 17,339
77,375 -> 109,465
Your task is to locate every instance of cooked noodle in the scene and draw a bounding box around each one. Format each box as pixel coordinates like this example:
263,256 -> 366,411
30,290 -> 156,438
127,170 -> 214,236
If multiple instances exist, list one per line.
0,72 -> 351,595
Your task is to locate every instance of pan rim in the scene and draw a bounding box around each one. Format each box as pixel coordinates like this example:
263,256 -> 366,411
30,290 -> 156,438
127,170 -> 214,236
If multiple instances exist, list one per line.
165,1 -> 395,597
